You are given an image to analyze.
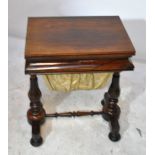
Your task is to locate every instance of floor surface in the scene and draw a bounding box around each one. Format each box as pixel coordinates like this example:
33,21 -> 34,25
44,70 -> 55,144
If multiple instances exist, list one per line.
8,36 -> 146,155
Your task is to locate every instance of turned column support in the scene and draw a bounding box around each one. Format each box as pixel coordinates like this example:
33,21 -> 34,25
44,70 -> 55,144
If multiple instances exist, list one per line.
27,75 -> 45,147
101,72 -> 121,141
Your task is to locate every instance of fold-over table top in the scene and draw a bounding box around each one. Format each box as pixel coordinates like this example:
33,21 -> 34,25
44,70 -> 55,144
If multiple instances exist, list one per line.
25,16 -> 135,60
25,16 -> 135,74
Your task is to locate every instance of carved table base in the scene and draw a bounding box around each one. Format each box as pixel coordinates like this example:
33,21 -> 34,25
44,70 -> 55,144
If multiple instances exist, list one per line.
27,75 -> 45,147
27,72 -> 121,146
101,72 -> 121,141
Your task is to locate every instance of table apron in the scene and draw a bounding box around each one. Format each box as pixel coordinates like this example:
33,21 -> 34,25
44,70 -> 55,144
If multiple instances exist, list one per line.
25,58 -> 134,74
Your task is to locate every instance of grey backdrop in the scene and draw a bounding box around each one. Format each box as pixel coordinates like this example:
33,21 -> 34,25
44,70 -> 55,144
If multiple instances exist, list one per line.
8,1 -> 146,155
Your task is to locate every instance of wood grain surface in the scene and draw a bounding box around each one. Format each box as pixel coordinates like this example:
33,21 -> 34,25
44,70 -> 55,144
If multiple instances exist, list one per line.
25,16 -> 135,59
25,16 -> 135,74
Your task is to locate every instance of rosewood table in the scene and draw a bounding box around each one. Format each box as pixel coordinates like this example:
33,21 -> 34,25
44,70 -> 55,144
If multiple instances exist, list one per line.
24,16 -> 135,147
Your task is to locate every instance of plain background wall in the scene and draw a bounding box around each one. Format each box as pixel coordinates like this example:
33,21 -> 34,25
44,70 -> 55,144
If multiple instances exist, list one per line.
8,0 -> 146,61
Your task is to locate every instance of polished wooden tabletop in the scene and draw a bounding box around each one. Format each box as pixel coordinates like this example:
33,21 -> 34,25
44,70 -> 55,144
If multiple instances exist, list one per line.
25,16 -> 135,74
25,16 -> 135,59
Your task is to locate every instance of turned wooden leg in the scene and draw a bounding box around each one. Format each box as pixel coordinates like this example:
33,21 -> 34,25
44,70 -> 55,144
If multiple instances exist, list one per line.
27,75 -> 45,147
101,72 -> 121,142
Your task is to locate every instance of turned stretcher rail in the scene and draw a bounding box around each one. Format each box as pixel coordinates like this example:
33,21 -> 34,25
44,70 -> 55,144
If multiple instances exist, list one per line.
45,110 -> 106,118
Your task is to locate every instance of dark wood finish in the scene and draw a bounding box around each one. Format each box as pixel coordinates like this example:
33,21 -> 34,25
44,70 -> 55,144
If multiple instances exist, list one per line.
46,110 -> 106,118
25,16 -> 135,74
27,75 -> 45,147
25,59 -> 134,74
24,16 -> 136,146
25,16 -> 135,59
101,72 -> 121,141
